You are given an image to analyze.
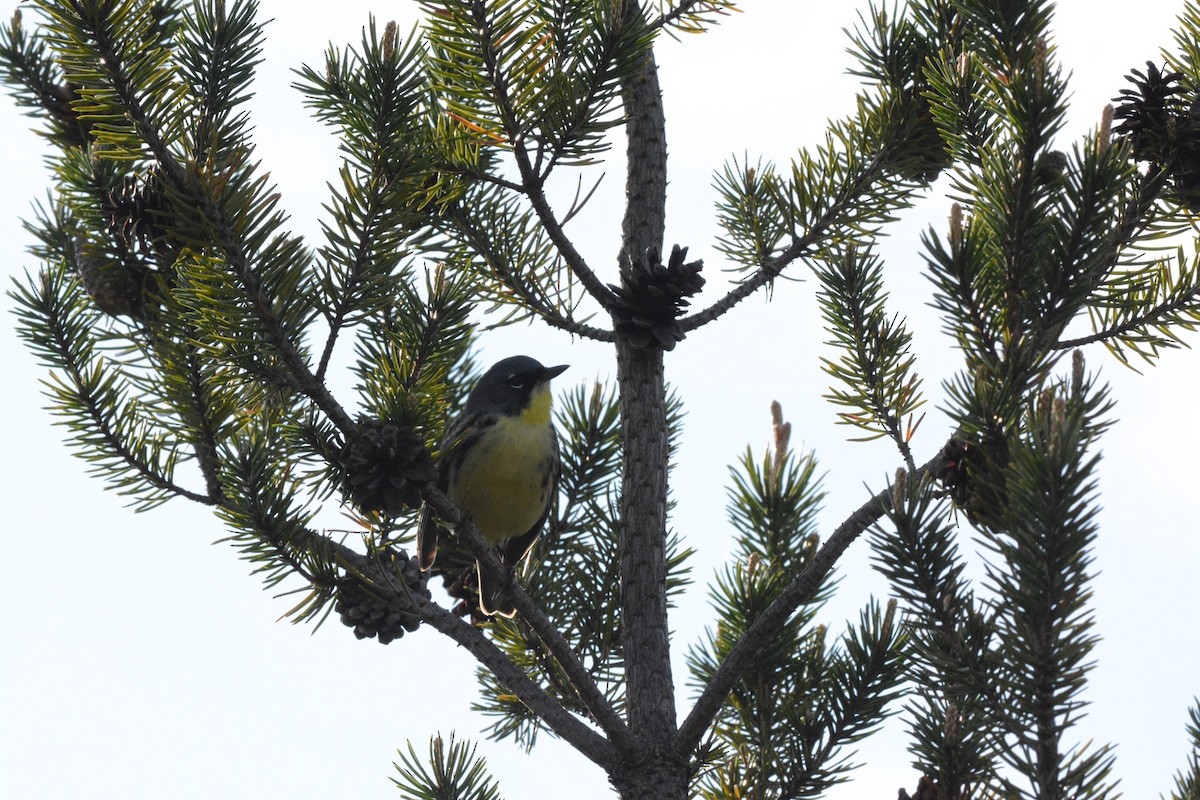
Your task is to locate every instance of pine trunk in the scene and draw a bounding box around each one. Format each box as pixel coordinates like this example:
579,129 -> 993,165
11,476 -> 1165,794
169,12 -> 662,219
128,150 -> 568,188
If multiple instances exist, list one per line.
613,9 -> 686,800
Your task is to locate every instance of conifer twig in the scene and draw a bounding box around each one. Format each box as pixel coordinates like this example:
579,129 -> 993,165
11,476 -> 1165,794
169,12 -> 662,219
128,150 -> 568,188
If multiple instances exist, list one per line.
72,6 -> 358,435
681,145 -> 901,333
676,448 -> 946,753
465,1 -> 619,312
445,205 -> 616,341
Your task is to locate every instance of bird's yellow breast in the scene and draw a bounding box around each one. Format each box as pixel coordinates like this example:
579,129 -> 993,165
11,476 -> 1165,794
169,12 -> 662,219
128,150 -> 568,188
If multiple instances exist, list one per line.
520,383 -> 553,426
447,386 -> 556,545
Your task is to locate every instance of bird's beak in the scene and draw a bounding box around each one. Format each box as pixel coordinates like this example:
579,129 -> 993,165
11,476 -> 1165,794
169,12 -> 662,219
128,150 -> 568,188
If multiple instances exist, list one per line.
541,364 -> 569,381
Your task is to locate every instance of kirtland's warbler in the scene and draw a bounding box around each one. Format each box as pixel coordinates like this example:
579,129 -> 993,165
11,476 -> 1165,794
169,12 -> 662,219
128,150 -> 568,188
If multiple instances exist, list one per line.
416,356 -> 568,617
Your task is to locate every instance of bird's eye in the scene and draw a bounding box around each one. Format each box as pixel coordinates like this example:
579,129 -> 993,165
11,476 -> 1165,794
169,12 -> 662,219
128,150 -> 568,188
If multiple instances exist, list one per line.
508,376 -> 526,389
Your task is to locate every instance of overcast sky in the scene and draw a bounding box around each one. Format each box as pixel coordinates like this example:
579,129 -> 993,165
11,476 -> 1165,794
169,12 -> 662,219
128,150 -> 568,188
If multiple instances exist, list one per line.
2,2 -> 1197,799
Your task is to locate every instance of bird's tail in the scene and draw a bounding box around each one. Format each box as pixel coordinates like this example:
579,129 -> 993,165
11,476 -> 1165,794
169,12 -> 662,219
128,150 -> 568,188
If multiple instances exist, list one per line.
415,505 -> 439,571
476,561 -> 517,618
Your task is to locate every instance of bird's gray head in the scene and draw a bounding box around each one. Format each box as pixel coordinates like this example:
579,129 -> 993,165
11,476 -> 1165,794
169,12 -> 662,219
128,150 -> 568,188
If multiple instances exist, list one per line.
466,356 -> 569,416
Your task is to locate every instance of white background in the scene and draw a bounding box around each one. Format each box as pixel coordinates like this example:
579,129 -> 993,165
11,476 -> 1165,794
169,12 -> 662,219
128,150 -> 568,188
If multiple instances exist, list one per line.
2,2 -> 1197,798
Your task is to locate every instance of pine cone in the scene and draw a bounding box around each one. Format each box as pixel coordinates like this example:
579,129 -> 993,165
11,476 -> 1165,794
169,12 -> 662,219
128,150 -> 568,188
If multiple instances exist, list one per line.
1034,149 -> 1069,188
936,433 -> 1010,532
440,566 -> 492,627
898,91 -> 951,184
1174,95 -> 1200,210
334,550 -> 428,644
340,420 -> 436,516
898,775 -> 947,800
1112,61 -> 1200,211
71,236 -> 149,319
103,164 -> 176,261
936,438 -> 973,508
609,244 -> 705,351
1112,61 -> 1187,162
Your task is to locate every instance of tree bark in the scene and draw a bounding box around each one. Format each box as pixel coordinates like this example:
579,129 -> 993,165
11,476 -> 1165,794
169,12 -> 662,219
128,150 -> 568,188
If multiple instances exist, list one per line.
613,6 -> 686,798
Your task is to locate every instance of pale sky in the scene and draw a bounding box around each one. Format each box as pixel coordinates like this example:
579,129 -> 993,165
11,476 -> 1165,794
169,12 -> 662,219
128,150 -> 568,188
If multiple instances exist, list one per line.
2,2 -> 1197,799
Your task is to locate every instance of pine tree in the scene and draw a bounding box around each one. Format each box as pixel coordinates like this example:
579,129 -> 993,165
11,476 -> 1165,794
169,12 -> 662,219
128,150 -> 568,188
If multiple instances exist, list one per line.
3,1 -> 1200,798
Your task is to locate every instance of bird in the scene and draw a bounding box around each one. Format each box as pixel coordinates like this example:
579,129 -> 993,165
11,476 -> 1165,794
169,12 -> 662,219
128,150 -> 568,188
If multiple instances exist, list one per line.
416,355 -> 568,617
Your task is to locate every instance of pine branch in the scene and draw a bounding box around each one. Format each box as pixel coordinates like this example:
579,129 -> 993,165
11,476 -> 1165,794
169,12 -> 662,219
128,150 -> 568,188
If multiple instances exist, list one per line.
1053,185 -> 1200,362
683,122 -> 916,333
871,470 -> 1019,794
177,334 -> 228,502
776,601 -> 906,797
815,244 -> 923,470
514,162 -> 618,310
224,470 -> 626,768
176,0 -> 262,157
58,0 -> 357,433
280,509 -> 624,770
648,1 -> 739,35
977,375 -> 1116,798
689,427 -> 830,796
1167,701 -> 1200,800
392,733 -> 503,800
294,19 -> 444,381
691,415 -> 907,796
415,595 -> 620,771
312,169 -> 411,384
677,448 -> 946,756
443,0 -> 619,312
213,423 -> 363,603
1049,166 -> 1179,353
11,264 -> 214,508
443,201 -> 615,340
1058,279 -> 1200,350
922,204 -> 1002,365
0,7 -> 92,147
419,485 -> 634,751
349,266 -> 478,435
430,155 -> 526,192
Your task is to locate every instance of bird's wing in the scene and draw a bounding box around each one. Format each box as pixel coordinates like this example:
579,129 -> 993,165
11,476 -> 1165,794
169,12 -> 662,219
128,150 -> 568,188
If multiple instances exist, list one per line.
415,415 -> 467,571
415,412 -> 495,571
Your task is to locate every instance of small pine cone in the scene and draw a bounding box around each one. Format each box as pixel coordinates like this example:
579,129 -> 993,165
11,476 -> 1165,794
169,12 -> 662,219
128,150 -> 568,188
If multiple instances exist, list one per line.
334,550 -> 429,644
43,81 -> 90,148
1034,150 -> 1069,188
1111,62 -> 1200,213
1112,61 -> 1188,163
935,438 -> 973,508
71,237 -> 147,318
340,420 -> 436,516
609,244 -> 705,351
898,92 -> 951,184
935,433 -> 1010,532
104,164 -> 174,259
1108,62 -> 1200,214
444,567 -> 490,627
1170,96 -> 1200,213
899,776 -> 947,800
